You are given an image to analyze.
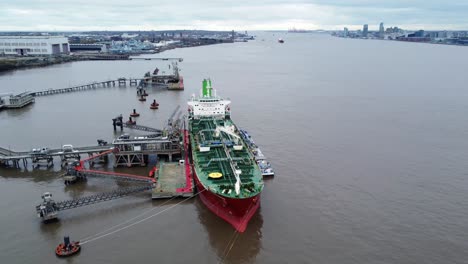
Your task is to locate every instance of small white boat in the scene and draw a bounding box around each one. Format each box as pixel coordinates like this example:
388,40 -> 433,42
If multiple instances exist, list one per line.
239,129 -> 275,177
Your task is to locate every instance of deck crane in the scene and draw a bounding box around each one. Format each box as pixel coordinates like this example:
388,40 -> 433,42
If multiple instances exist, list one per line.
36,148 -> 156,222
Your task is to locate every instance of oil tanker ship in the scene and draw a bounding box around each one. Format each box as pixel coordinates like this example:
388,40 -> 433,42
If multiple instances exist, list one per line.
188,79 -> 264,232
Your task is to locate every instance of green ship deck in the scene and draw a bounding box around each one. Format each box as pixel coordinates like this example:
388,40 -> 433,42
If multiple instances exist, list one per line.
189,117 -> 263,199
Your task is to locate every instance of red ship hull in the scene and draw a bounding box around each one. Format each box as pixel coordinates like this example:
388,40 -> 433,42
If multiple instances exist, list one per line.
193,169 -> 260,232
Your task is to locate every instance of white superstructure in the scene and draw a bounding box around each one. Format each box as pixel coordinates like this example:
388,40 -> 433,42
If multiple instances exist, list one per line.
187,79 -> 231,118
0,36 -> 69,56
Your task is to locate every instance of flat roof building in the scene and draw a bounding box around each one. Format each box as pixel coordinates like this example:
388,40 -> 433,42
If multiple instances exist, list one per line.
69,43 -> 108,53
0,36 -> 69,56
362,24 -> 369,38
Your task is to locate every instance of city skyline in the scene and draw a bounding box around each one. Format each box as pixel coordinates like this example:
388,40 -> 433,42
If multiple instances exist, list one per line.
1,0 -> 468,31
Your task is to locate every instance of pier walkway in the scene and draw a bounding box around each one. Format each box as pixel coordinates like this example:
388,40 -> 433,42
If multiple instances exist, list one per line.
0,145 -> 112,160
123,123 -> 164,134
30,78 -> 143,97
55,185 -> 153,211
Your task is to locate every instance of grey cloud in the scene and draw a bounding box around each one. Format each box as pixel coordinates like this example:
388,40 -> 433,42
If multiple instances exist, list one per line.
0,0 -> 466,31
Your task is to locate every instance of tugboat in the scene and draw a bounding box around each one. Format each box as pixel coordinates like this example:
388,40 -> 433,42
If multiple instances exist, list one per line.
150,99 -> 159,109
239,129 -> 275,177
130,109 -> 140,117
55,236 -> 81,257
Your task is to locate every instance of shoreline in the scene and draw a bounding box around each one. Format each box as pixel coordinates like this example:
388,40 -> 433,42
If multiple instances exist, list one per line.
332,35 -> 468,47
0,41 -> 232,73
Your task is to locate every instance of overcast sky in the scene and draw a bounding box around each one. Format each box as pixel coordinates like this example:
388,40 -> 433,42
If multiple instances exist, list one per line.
1,0 -> 467,31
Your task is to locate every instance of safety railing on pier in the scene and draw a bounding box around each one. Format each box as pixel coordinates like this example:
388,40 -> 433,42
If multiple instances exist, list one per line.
30,78 -> 143,97
122,123 -> 164,134
55,185 -> 153,211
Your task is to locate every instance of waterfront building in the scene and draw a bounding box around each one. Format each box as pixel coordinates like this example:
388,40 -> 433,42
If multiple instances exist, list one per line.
109,40 -> 154,54
0,36 -> 69,56
362,24 -> 369,38
438,31 -> 448,38
343,27 -> 349,38
412,30 -> 425,37
379,22 -> 384,38
69,43 -> 108,53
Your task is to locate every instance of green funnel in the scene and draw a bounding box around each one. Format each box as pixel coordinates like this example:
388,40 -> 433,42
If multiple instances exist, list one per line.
207,79 -> 212,97
202,79 -> 208,97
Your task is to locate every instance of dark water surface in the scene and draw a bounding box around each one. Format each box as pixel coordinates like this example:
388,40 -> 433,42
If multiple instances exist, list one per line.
1,33 -> 468,263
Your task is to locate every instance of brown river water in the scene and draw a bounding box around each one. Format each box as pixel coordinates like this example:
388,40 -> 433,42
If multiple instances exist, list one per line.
1,32 -> 468,263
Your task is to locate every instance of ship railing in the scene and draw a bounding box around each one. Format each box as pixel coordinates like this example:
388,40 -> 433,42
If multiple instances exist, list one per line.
204,157 -> 229,167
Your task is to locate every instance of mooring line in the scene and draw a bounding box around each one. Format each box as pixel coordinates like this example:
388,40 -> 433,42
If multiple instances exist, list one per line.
79,196 -> 178,242
218,200 -> 257,263
80,189 -> 205,245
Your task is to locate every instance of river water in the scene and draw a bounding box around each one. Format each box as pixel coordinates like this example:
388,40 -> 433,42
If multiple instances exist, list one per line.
1,32 -> 468,263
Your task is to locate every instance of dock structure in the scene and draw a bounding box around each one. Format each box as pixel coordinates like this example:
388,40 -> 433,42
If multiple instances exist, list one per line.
2,106 -> 185,168
0,145 -> 113,168
0,139 -> 183,168
54,186 -> 153,211
140,62 -> 184,90
30,78 -> 142,97
34,124 -> 192,221
27,74 -> 183,98
112,137 -> 181,167
124,123 -> 163,134
36,155 -> 156,221
112,114 -> 164,137
0,92 -> 35,109
152,162 -> 193,199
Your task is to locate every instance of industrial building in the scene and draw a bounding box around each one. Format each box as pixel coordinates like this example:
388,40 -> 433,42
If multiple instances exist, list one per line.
0,36 -> 69,56
69,43 -> 108,53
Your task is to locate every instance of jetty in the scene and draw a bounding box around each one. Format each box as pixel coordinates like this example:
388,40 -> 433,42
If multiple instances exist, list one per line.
30,78 -> 142,97
26,73 -> 182,98
33,121 -> 194,222
0,92 -> 35,109
0,145 -> 112,168
152,161 -> 193,199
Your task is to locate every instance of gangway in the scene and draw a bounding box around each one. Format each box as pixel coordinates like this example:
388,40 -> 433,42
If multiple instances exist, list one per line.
76,169 -> 155,183
112,114 -> 163,135
168,105 -> 181,126
123,123 -> 163,134
55,186 -> 153,211
36,148 -> 155,222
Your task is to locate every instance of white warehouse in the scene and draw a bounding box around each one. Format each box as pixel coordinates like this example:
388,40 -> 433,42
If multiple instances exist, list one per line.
0,36 -> 69,56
